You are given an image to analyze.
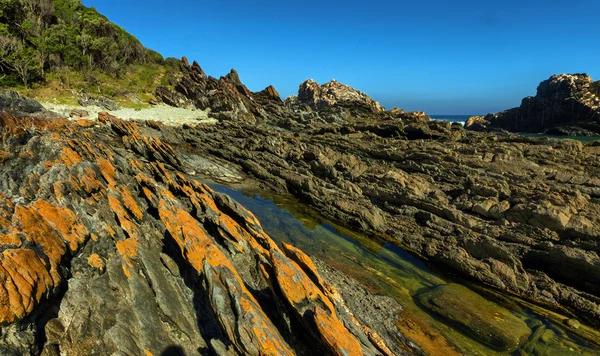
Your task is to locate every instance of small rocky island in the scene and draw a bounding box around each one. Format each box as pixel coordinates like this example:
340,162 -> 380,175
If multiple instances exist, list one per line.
0,1 -> 599,355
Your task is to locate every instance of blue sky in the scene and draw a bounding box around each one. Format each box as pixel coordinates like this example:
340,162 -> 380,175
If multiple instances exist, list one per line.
83,0 -> 599,114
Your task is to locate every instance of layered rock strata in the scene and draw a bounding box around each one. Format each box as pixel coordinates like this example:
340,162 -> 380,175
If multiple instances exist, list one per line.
0,111 -> 410,355
151,117 -> 600,330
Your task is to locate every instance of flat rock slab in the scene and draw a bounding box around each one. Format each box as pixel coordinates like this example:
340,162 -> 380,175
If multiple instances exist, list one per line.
418,283 -> 531,351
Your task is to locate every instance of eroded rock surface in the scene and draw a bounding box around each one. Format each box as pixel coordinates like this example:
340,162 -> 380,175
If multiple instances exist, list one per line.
151,117 -> 600,330
155,57 -> 430,126
0,112 -> 409,355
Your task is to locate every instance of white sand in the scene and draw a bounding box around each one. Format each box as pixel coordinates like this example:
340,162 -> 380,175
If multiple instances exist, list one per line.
40,102 -> 218,126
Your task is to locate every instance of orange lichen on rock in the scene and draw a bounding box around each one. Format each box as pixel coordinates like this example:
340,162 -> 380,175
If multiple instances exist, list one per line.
70,167 -> 104,195
59,147 -> 83,168
157,197 -> 293,355
0,249 -> 56,324
18,149 -> 35,159
32,200 -> 88,251
76,119 -> 98,128
116,187 -> 144,221
108,193 -> 140,239
105,226 -> 116,239
13,205 -> 66,283
97,158 -> 117,186
0,194 -> 14,228
116,238 -> 139,278
281,242 -> 328,290
271,249 -> 334,313
314,306 -> 364,356
0,233 -> 21,247
87,254 -> 105,272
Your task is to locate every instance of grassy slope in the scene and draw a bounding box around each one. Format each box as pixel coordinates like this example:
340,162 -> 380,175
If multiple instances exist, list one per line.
18,63 -> 172,109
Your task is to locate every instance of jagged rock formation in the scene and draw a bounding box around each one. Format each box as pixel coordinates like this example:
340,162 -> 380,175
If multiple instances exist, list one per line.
466,74 -> 600,135
155,59 -> 429,126
285,79 -> 383,118
154,57 -> 292,124
155,117 -> 600,339
0,111 -> 414,355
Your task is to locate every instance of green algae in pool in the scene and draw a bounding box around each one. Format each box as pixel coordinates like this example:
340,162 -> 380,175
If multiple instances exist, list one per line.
207,182 -> 600,355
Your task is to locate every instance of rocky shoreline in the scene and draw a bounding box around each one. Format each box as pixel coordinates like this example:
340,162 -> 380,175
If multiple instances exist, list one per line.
0,111 -> 422,355
465,74 -> 600,136
152,115 -> 600,330
1,60 -> 600,354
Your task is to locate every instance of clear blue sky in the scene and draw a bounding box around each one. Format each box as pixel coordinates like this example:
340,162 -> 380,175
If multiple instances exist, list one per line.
83,0 -> 599,114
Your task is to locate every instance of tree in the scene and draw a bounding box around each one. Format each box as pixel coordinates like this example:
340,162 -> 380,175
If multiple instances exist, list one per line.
0,38 -> 38,88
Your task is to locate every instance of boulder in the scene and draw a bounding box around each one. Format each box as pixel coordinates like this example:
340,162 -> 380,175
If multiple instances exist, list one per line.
0,89 -> 44,113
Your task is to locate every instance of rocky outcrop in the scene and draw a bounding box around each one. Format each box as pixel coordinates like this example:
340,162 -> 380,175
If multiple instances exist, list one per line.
156,117 -> 600,335
0,89 -> 45,113
154,57 -> 293,124
286,79 -> 384,115
466,74 -> 600,135
0,111 -> 411,355
77,94 -> 120,111
155,59 -> 429,127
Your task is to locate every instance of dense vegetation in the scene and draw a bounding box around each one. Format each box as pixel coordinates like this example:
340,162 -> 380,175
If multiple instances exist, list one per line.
0,0 -> 165,95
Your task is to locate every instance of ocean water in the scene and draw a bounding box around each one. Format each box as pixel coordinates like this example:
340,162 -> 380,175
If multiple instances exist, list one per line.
430,114 -> 474,126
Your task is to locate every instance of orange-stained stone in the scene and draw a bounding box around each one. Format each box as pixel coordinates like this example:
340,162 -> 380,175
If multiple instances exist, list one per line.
52,182 -> 65,200
59,147 -> 83,168
0,249 -> 56,324
116,238 -> 140,278
31,200 -> 88,251
314,306 -> 364,356
18,149 -> 35,159
87,254 -> 105,271
157,197 -> 293,356
108,194 -> 140,239
271,250 -> 334,314
13,205 -> 66,284
106,226 -> 116,238
281,242 -> 327,290
117,187 -> 144,221
97,158 -> 117,186
71,167 -> 104,194
0,233 -> 21,247
76,119 -> 98,128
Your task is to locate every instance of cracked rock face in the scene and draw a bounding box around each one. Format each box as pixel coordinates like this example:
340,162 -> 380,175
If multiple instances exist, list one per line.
0,112 -> 406,355
466,74 -> 600,135
158,117 -> 600,331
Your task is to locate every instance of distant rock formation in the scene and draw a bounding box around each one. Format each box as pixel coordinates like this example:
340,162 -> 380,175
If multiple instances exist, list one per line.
156,61 -> 428,126
154,57 -> 291,124
286,79 -> 384,114
466,74 -> 600,135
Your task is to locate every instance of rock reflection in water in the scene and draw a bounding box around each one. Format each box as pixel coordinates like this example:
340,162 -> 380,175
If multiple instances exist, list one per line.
208,181 -> 600,356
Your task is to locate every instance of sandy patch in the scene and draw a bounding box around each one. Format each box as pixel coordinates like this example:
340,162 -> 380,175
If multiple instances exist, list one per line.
40,102 -> 218,126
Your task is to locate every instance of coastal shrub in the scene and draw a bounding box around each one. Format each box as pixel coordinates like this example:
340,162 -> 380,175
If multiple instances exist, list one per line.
0,0 -> 160,87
